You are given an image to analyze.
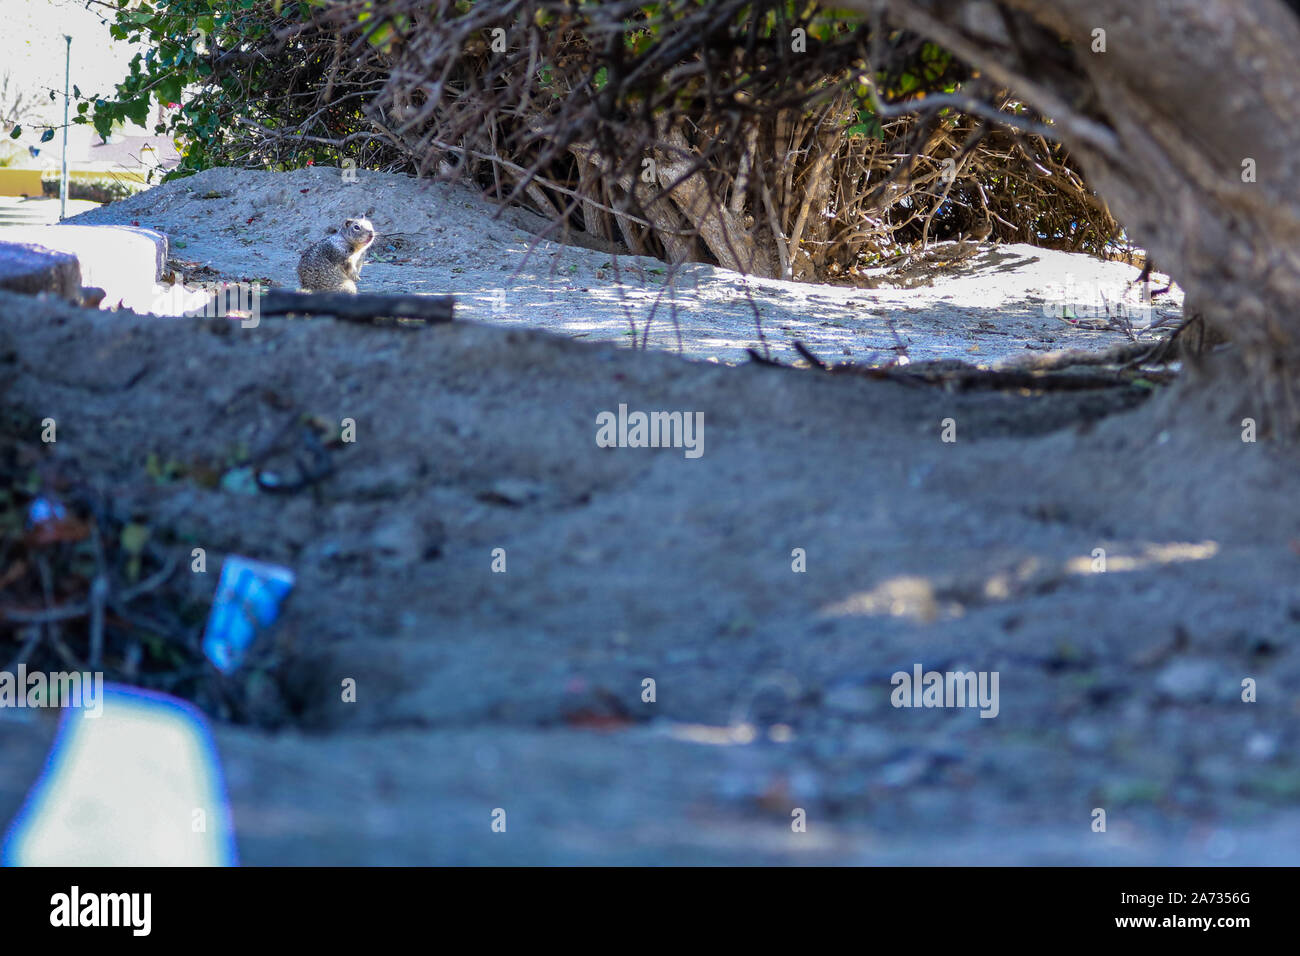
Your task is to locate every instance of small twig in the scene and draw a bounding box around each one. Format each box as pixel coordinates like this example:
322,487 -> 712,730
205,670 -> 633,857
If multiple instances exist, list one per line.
235,116 -> 384,149
34,553 -> 60,661
3,553 -> 178,625
43,628 -> 85,672
1,604 -> 91,626
874,0 -> 1123,161
745,347 -> 786,367
88,518 -> 109,668
4,626 -> 44,672
873,93 -> 1063,150
1000,340 -> 1166,372
792,340 -> 828,369
117,553 -> 179,604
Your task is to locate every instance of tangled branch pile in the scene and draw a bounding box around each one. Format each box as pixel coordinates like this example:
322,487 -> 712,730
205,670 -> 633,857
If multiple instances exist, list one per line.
0,431 -> 278,724
107,0 -> 1118,280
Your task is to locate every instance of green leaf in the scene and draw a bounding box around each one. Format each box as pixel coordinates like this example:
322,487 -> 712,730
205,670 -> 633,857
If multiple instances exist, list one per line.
156,76 -> 183,105
121,522 -> 149,555
125,96 -> 150,127
8,126 -> 19,139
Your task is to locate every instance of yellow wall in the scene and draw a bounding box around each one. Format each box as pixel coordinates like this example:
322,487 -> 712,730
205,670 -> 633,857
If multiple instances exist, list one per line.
0,168 -> 148,197
0,169 -> 44,196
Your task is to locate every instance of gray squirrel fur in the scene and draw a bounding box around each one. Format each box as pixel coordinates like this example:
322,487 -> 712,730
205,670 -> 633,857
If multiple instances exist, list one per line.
297,217 -> 376,293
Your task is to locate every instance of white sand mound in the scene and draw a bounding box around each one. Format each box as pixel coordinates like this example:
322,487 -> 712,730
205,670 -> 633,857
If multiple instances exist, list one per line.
73,166 -> 1182,365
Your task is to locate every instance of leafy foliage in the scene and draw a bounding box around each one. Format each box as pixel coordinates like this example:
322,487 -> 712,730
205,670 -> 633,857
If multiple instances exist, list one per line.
92,0 -> 1115,268
88,0 -> 305,176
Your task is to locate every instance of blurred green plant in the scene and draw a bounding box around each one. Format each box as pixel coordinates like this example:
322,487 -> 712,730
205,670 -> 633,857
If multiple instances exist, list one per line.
40,174 -> 146,203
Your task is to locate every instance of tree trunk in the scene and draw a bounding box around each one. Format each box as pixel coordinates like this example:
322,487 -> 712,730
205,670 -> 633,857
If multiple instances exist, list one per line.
846,0 -> 1300,435
655,125 -> 778,278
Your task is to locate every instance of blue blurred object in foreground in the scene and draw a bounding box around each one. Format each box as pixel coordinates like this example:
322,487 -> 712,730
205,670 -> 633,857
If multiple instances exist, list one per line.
25,496 -> 67,530
201,556 -> 296,673
1,684 -> 238,866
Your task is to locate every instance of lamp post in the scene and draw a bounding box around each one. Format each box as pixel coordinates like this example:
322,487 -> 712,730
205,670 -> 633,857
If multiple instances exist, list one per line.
60,34 -> 71,220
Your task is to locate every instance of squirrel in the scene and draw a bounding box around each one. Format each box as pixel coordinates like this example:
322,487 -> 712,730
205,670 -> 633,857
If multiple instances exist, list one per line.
296,217 -> 376,293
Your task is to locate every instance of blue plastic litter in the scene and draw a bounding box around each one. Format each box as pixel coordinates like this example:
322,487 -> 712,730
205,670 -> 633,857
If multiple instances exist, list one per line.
201,556 -> 295,673
25,497 -> 67,530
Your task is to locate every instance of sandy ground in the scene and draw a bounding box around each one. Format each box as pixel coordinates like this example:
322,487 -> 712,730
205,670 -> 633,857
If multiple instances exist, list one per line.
1,168 -> 1297,865
70,166 -> 1182,365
